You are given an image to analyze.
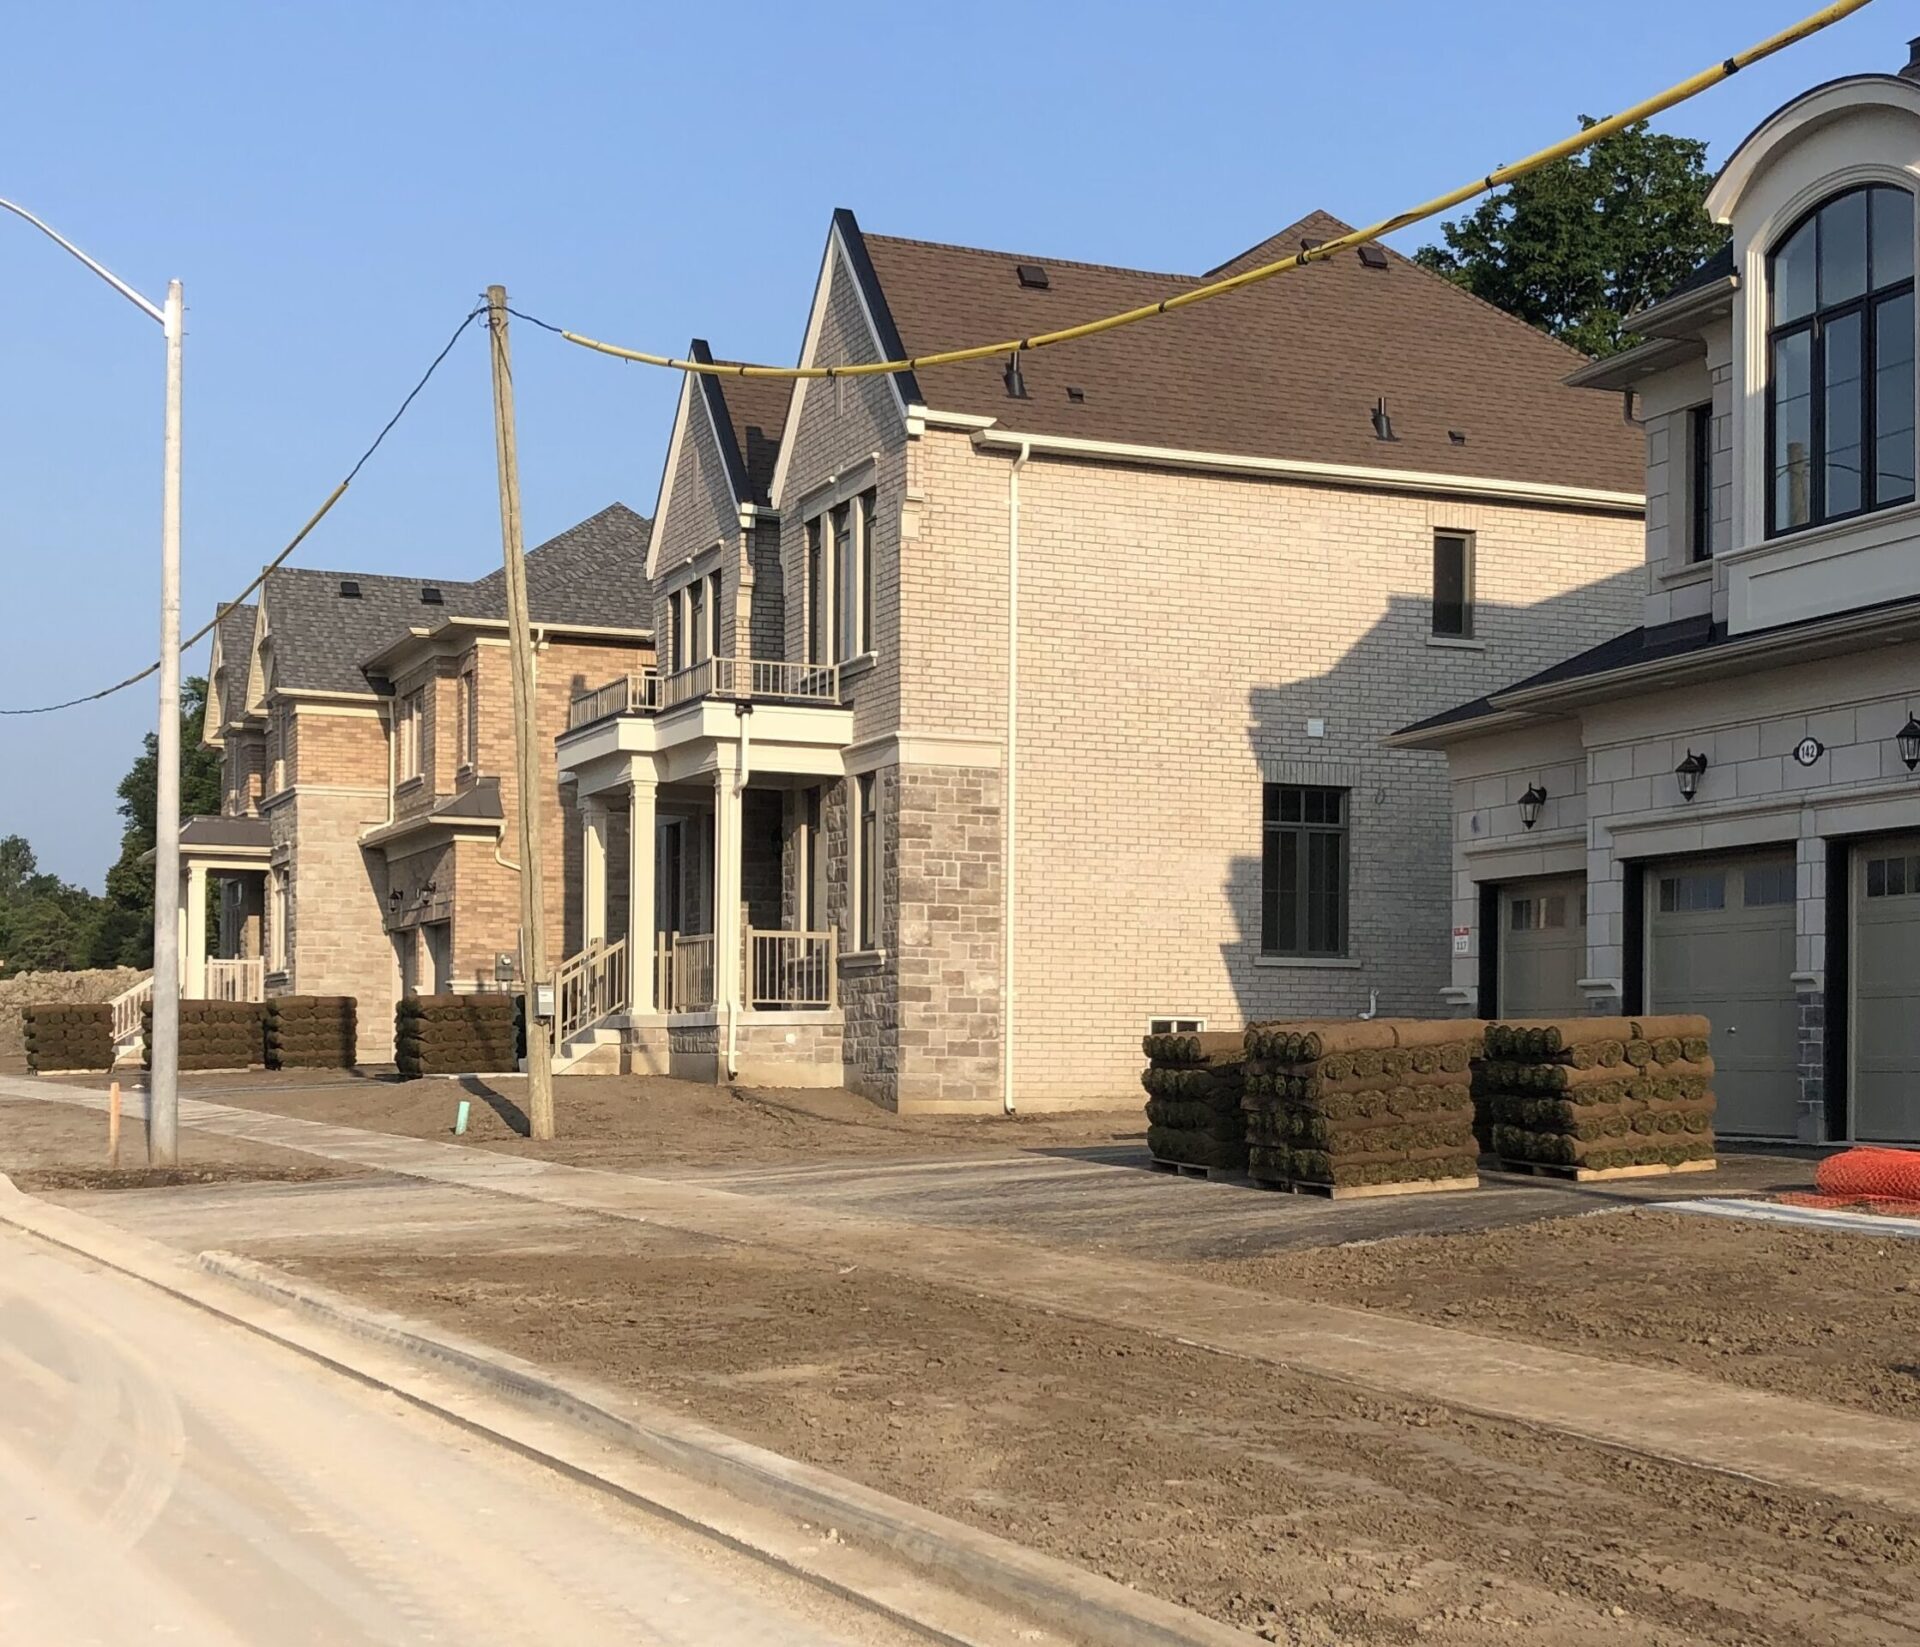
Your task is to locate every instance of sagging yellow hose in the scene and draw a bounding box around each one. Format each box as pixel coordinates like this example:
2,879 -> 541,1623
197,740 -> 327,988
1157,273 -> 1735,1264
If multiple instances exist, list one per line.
558,0 -> 1873,381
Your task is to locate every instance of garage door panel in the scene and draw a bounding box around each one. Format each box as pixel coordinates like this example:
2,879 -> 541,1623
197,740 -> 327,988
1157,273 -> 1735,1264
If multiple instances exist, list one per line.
1855,839 -> 1920,1143
1649,854 -> 1798,1140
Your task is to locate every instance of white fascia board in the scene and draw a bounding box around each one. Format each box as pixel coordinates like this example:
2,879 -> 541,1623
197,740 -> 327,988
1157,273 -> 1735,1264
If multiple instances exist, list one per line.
644,371 -> 696,585
968,428 -> 1644,514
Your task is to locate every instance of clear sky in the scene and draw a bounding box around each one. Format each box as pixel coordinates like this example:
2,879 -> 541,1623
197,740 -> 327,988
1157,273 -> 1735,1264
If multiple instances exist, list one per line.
0,1 -> 1904,887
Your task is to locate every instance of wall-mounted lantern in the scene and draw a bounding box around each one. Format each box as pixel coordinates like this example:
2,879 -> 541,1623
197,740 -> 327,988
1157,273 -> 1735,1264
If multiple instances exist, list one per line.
1898,713 -> 1920,772
387,888 -> 402,912
1674,749 -> 1709,802
1518,783 -> 1548,830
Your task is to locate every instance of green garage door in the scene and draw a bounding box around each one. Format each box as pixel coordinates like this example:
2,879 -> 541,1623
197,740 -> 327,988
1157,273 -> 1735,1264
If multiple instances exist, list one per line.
1648,854 -> 1799,1138
1854,839 -> 1920,1143
1498,876 -> 1586,1019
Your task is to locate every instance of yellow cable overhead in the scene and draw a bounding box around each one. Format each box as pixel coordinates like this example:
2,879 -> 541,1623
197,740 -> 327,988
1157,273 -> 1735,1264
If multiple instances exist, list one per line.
558,0 -> 1873,381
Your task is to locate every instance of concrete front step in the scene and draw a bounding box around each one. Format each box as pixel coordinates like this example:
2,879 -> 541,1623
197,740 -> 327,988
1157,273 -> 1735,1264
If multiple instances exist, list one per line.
553,1027 -> 623,1077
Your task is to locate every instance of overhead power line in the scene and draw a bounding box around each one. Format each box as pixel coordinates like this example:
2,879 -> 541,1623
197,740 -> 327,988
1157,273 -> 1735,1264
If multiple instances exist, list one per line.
546,0 -> 1872,381
2,305 -> 485,717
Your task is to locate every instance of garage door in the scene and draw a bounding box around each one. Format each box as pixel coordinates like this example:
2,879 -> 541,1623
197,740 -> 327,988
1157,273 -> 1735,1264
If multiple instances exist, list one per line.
1498,876 -> 1586,1018
1854,838 -> 1920,1143
1648,853 -> 1798,1138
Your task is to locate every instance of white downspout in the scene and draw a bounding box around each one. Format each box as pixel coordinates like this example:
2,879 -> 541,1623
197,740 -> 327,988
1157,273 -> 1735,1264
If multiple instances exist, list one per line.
727,706 -> 753,1080
1002,440 -> 1030,1116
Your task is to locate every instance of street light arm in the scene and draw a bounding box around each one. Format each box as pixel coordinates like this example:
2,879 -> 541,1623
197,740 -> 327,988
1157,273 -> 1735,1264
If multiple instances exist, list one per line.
0,196 -> 165,326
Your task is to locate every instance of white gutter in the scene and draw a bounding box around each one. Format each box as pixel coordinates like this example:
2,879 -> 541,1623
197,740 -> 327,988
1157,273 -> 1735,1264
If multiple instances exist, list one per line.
969,427 -> 1643,515
1002,439 -> 1030,1116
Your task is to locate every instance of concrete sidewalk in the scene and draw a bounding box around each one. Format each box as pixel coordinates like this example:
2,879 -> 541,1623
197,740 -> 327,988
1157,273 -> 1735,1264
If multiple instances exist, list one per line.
10,1072 -> 1918,1518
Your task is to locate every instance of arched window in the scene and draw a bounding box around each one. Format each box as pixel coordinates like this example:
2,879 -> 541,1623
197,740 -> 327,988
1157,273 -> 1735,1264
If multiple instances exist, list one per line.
1767,185 -> 1914,535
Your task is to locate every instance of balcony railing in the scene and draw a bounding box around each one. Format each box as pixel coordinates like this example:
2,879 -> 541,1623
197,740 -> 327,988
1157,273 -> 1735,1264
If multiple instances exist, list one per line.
569,657 -> 841,729
747,928 -> 837,1009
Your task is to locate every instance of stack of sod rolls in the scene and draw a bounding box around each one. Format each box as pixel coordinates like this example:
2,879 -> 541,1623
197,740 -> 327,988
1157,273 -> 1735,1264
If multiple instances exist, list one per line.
396,994 -> 519,1079
143,998 -> 267,1071
21,1002 -> 114,1072
265,996 -> 357,1070
1242,1020 -> 1484,1192
1140,1030 -> 1248,1171
1481,1016 -> 1716,1173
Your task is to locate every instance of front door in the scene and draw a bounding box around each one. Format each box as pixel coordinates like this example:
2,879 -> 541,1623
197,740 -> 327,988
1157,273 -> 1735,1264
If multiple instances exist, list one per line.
1497,876 -> 1586,1018
1854,837 -> 1920,1142
1647,853 -> 1798,1138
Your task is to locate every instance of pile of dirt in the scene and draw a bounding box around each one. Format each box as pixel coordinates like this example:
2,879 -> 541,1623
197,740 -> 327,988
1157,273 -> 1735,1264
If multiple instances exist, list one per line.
267,996 -> 357,1069
21,1002 -> 115,1073
1140,1031 -> 1246,1170
145,997 -> 266,1072
396,994 -> 519,1078
0,967 -> 143,1067
1243,1020 -> 1482,1190
1481,1016 -> 1715,1171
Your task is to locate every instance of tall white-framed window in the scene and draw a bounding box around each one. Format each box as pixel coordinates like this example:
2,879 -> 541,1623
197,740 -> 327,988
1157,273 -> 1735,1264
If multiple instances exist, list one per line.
397,690 -> 425,782
806,518 -> 827,665
1431,531 -> 1474,639
848,488 -> 877,656
706,569 -> 724,660
457,669 -> 477,771
269,868 -> 291,973
854,771 -> 880,953
687,578 -> 707,666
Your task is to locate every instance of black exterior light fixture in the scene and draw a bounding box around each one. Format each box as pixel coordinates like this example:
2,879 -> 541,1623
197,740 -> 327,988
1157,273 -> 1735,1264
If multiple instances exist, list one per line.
1674,749 -> 1710,802
1898,712 -> 1920,772
388,888 -> 402,912
1518,783 -> 1548,830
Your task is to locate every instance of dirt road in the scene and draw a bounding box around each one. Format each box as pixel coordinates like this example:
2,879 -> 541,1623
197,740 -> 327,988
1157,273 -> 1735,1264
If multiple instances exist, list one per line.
0,1224 -> 938,1647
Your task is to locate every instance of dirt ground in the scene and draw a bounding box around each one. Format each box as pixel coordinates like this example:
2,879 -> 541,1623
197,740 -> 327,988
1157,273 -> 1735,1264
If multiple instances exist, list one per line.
1198,1209 -> 1920,1420
0,1096 -> 351,1192
79,1069 -> 1146,1169
284,1216 -> 1920,1647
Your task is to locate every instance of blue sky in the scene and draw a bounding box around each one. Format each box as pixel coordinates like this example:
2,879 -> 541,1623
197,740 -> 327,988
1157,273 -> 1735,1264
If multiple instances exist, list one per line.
0,1 -> 1902,887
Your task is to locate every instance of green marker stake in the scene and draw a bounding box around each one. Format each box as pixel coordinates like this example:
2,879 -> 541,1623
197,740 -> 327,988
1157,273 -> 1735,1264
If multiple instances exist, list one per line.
454,1099 -> 471,1136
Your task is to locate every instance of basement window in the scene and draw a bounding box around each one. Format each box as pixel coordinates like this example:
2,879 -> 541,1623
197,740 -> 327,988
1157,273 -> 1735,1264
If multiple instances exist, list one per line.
1148,1016 -> 1205,1035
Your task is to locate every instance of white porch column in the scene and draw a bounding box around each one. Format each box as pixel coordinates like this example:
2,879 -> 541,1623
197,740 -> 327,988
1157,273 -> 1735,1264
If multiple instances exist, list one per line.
712,752 -> 744,1018
184,862 -> 209,998
581,798 -> 609,949
627,766 -> 658,1015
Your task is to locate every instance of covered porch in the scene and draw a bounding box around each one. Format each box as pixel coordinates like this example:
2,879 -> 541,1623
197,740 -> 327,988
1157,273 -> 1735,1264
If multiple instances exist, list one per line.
554,664 -> 851,1082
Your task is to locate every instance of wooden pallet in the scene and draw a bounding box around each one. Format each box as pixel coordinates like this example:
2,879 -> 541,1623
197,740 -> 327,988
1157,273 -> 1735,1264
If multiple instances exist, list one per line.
1248,1173 -> 1481,1201
1497,1157 -> 1717,1183
1147,1155 -> 1241,1182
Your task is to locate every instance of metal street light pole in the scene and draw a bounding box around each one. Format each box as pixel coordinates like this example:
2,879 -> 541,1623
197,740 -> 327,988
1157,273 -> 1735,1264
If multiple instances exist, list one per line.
0,200 -> 183,1164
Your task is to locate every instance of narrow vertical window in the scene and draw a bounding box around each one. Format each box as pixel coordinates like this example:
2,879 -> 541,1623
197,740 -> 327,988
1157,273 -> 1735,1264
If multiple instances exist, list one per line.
1431,531 -> 1474,639
856,772 -> 879,951
707,569 -> 724,661
858,488 -> 877,655
802,787 -> 823,931
688,579 -> 707,666
1688,403 -> 1715,561
830,502 -> 850,663
1260,785 -> 1348,957
806,518 -> 825,664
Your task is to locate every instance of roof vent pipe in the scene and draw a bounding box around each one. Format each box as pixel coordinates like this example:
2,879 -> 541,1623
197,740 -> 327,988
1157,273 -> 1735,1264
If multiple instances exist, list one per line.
1003,351 -> 1028,400
1370,398 -> 1397,442
1902,36 -> 1920,81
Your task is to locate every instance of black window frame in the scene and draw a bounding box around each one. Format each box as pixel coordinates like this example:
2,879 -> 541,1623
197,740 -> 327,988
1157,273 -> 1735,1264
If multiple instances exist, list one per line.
1687,402 -> 1715,562
1766,184 -> 1915,538
1431,531 -> 1474,640
1260,784 -> 1349,958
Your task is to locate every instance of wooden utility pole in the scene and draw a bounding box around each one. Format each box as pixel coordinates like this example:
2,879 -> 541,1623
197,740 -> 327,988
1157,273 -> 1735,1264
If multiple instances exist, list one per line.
484,286 -> 556,1140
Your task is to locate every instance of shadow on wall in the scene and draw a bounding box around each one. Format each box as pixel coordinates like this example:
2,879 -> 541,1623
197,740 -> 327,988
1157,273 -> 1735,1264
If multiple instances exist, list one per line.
1220,565 -> 1642,1029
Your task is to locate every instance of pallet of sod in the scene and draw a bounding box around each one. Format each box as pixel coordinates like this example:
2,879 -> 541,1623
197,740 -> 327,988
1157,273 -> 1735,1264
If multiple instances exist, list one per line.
1242,1019 -> 1484,1198
21,1002 -> 115,1072
1141,1030 -> 1247,1174
396,995 -> 520,1079
266,995 -> 358,1069
142,998 -> 267,1071
1480,1015 -> 1717,1180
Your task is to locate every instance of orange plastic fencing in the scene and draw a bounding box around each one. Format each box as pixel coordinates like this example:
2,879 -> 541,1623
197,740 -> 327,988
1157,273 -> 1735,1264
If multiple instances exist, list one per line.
1778,1146 -> 1920,1219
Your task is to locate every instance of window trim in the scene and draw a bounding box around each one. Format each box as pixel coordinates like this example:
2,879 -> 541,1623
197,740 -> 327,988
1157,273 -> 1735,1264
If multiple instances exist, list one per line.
457,669 -> 477,771
1260,783 -> 1350,959
1687,402 -> 1715,562
853,772 -> 880,954
1431,530 -> 1475,640
397,689 -> 425,783
1765,184 -> 1916,538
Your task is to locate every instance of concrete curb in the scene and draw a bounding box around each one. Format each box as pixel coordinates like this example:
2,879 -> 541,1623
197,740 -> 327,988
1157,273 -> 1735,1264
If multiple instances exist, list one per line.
0,1182 -> 1259,1647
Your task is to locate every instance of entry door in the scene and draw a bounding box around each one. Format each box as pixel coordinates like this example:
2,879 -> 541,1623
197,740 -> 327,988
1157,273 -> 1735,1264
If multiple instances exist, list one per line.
1498,876 -> 1586,1018
1854,838 -> 1920,1142
1648,853 -> 1798,1138
396,929 -> 420,999
424,922 -> 453,995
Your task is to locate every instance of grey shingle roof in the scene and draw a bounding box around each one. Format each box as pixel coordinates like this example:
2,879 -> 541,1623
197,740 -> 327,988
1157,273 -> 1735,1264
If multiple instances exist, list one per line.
212,602 -> 257,725
466,503 -> 653,629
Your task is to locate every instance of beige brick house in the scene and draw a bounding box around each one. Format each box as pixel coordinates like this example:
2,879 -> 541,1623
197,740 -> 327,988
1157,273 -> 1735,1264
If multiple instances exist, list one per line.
187,505 -> 652,1059
557,209 -> 1647,1109
1397,50 -> 1920,1147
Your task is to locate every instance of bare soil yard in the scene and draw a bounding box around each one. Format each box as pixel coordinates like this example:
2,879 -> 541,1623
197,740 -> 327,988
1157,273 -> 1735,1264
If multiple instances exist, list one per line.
1200,1209 -> 1920,1420
0,1095 -> 350,1192
284,1218 -> 1920,1647
96,1069 -> 1145,1169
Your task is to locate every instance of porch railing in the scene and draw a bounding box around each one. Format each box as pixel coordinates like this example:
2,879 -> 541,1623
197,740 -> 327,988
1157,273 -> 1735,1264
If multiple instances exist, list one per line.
110,976 -> 153,1047
205,957 -> 266,1002
658,932 -> 716,1013
746,928 -> 837,1008
554,937 -> 629,1045
567,671 -> 660,730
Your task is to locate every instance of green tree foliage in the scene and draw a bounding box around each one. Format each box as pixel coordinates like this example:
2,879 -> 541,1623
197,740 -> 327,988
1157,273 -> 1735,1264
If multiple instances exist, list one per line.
1413,119 -> 1727,358
0,834 -> 109,975
96,676 -> 225,968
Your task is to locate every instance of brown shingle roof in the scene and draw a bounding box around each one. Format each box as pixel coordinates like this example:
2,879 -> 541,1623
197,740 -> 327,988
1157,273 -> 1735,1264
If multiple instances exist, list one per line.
714,374 -> 789,507
857,209 -> 1641,495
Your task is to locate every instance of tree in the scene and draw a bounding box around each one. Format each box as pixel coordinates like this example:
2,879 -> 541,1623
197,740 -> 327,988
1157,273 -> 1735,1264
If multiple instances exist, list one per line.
1414,119 -> 1727,358
0,832 -> 111,976
96,676 -> 224,968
